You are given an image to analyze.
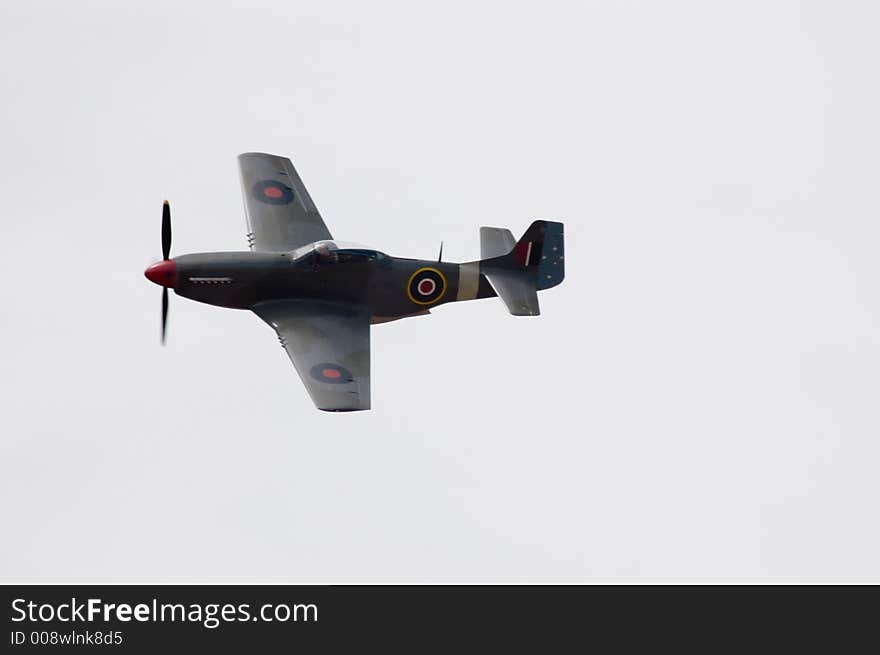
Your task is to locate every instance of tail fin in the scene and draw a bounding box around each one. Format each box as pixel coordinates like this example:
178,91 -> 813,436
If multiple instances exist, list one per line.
479,220 -> 565,316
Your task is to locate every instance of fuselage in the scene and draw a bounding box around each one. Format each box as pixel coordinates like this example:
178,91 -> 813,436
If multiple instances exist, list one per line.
150,242 -> 496,323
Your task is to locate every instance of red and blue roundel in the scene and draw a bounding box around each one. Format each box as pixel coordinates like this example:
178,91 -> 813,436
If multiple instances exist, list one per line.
309,363 -> 354,384
253,180 -> 295,205
407,267 -> 447,305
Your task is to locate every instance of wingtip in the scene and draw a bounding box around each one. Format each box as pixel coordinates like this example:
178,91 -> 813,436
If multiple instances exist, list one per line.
238,151 -> 286,160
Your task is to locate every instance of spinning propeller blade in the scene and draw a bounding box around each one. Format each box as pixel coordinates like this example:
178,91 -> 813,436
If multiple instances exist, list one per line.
161,287 -> 169,344
157,200 -> 173,344
162,200 -> 172,260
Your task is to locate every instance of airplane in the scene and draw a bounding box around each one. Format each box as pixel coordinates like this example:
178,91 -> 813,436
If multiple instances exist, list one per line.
144,153 -> 564,411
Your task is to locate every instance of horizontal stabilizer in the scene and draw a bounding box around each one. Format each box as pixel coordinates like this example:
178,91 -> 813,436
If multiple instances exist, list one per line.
483,270 -> 540,316
480,227 -> 516,260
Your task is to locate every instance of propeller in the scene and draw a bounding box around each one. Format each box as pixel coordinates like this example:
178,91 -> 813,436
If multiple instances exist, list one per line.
160,200 -> 171,343
162,199 -> 172,260
143,200 -> 176,344
161,284 -> 169,344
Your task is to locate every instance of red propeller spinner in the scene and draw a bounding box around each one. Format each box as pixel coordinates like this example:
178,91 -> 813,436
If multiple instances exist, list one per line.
144,259 -> 176,287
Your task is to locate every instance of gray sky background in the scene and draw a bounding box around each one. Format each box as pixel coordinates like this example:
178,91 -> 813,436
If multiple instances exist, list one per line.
2,0 -> 879,582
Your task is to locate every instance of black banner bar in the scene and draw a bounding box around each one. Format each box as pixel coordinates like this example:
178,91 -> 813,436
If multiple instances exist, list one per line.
2,585 -> 878,651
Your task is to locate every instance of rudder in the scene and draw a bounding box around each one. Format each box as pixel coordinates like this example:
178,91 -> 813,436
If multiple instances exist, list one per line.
511,220 -> 565,289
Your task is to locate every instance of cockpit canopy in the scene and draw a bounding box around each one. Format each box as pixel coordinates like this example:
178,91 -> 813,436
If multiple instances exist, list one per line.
289,240 -> 386,266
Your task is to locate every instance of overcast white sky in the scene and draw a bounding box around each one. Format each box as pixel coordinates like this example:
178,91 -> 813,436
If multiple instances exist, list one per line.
2,0 -> 879,583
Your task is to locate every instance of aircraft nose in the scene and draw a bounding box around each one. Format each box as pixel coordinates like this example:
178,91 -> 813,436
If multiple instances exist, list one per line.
144,260 -> 177,287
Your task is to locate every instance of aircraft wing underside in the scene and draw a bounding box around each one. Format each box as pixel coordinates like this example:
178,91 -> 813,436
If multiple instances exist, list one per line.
238,152 -> 333,252
252,300 -> 371,412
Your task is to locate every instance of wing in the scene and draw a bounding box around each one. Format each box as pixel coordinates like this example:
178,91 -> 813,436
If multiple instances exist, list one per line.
252,300 -> 371,412
238,152 -> 333,252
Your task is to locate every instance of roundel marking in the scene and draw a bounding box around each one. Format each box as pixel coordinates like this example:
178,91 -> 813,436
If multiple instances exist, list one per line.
407,267 -> 447,305
252,179 -> 295,205
310,363 -> 353,384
